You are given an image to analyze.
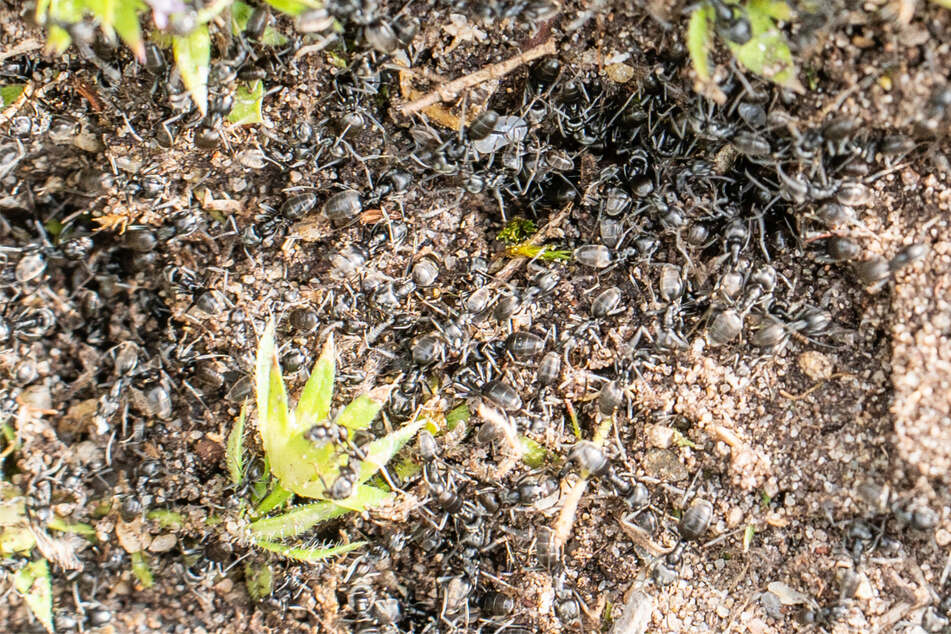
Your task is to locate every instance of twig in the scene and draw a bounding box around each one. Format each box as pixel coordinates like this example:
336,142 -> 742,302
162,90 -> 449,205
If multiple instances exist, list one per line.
399,39 -> 557,115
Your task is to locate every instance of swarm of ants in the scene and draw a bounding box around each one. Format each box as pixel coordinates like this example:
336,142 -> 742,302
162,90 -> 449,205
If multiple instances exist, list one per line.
1,0 -> 949,631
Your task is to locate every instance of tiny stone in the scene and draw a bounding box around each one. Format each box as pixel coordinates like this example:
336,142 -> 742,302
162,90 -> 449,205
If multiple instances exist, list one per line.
642,448 -> 689,482
605,63 -> 635,83
798,351 -> 834,381
644,424 -> 675,449
148,533 -> 177,553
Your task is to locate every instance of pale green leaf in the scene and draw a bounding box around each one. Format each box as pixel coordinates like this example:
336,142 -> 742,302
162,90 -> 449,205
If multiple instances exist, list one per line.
336,387 -> 389,433
260,26 -> 289,46
232,0 -> 254,32
47,516 -> 96,537
519,435 -> 548,468
227,402 -> 247,486
13,560 -> 53,633
112,0 -> 145,60
253,539 -> 366,562
356,418 -> 425,484
172,25 -> 211,115
445,403 -> 469,430
1,526 -> 36,555
933,0 -> 951,7
264,0 -> 320,17
294,333 -> 335,430
728,4 -> 802,91
46,25 -> 72,55
146,509 -> 184,530
130,551 -> 154,588
256,320 -> 287,449
228,80 -> 265,125
688,4 -> 714,81
245,561 -> 273,600
749,0 -> 793,21
253,483 -> 293,517
86,0 -> 118,40
249,484 -> 390,540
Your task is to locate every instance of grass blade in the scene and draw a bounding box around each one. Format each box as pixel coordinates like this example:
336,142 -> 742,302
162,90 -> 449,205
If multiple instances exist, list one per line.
227,401 -> 247,486
172,24 -> 211,115
294,333 -> 334,431
253,539 -> 366,562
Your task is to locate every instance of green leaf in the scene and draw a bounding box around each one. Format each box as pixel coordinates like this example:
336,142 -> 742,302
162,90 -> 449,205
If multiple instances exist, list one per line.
356,419 -> 425,485
146,509 -> 184,530
249,484 -> 391,540
519,435 -> 548,468
232,0 -> 254,31
933,0 -> 951,7
688,4 -> 714,81
47,516 -> 96,537
245,561 -> 274,600
253,483 -> 293,517
749,0 -> 793,21
172,25 -> 211,115
228,80 -> 265,125
336,388 -> 389,434
445,403 -> 469,430
256,319 -> 290,452
1,84 -> 27,107
112,0 -> 145,60
227,402 -> 247,486
294,334 -> 335,429
1,526 -> 36,555
727,4 -> 802,91
260,26 -> 289,46
130,551 -> 154,588
13,560 -> 53,633
46,24 -> 72,55
253,539 -> 366,562
264,0 -> 320,17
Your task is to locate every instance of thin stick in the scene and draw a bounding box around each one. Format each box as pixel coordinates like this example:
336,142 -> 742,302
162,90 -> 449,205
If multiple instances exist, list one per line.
399,39 -> 557,115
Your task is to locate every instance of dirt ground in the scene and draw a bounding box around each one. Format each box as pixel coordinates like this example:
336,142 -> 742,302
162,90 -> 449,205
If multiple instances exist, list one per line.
1,0 -> 950,632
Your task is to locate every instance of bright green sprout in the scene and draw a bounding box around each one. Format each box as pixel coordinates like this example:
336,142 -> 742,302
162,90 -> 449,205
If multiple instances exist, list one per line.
243,319 -> 424,559
498,217 -> 538,244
